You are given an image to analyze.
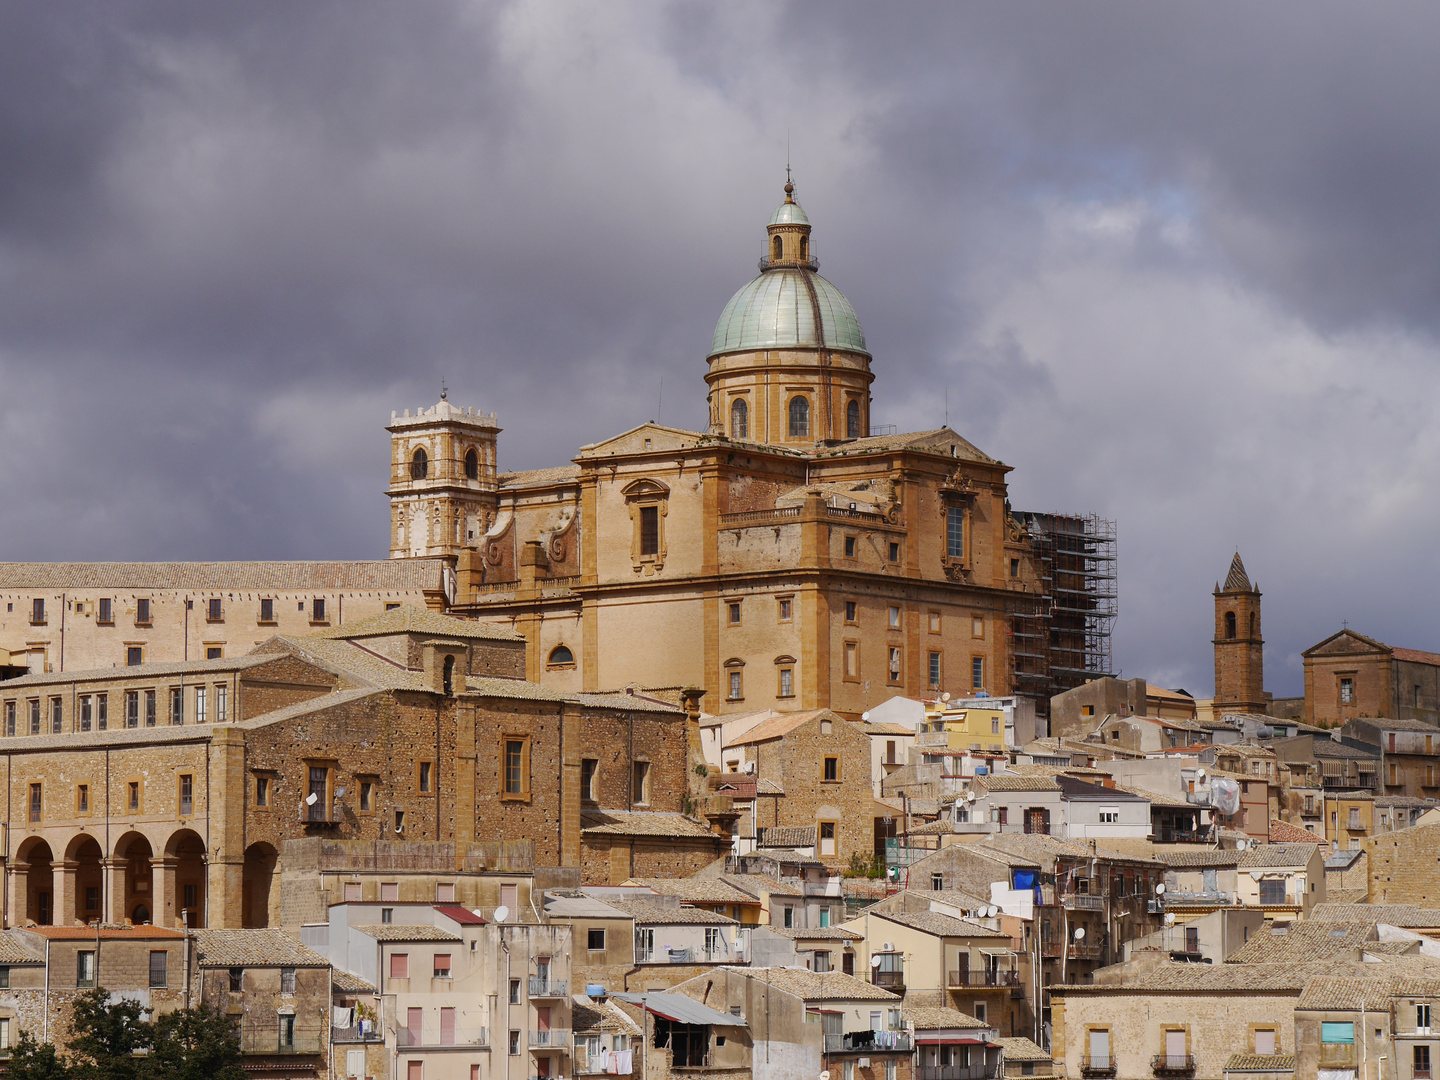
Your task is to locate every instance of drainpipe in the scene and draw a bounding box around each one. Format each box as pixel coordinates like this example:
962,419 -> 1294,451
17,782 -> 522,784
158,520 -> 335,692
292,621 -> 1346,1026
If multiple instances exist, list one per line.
43,934 -> 50,1042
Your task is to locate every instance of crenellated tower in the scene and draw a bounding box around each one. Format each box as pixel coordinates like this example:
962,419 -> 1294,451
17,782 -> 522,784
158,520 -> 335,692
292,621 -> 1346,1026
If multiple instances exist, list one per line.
387,397 -> 500,559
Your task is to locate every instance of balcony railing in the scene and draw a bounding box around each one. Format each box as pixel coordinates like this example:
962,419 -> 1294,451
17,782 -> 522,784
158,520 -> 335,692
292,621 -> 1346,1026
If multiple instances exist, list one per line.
947,971 -> 1021,988
530,977 -> 568,997
332,1025 -> 384,1043
825,1032 -> 913,1053
1080,1056 -> 1117,1078
1152,1055 -> 1196,1076
1062,895 -> 1105,912
1068,943 -> 1104,960
241,1033 -> 324,1056
918,1064 -> 1000,1080
396,1027 -> 489,1048
530,1029 -> 571,1048
872,970 -> 905,989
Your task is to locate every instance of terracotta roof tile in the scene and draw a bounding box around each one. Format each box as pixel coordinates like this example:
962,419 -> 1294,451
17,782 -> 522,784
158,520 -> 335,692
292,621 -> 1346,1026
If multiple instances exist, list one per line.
311,605 -> 523,642
581,811 -> 722,840
0,559 -> 448,591
870,910 -> 1009,939
353,924 -> 461,942
1224,1054 -> 1296,1072
192,929 -> 331,967
725,710 -> 831,747
741,966 -> 901,1002
603,899 -> 737,925
903,1005 -> 990,1029
1269,819 -> 1323,844
333,969 -> 377,993
997,1037 -> 1052,1060
1238,844 -> 1321,869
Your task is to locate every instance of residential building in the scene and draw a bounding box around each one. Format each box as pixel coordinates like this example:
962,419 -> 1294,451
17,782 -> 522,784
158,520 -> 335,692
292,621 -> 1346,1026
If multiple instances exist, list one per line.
905,1005 -> 1002,1080
1050,677 -> 1197,739
747,925 -> 864,975
598,895 -> 740,992
1341,717 -> 1440,799
571,992 -> 641,1079
1234,845 -> 1326,916
1302,629 -> 1440,729
1366,822 -> 1440,906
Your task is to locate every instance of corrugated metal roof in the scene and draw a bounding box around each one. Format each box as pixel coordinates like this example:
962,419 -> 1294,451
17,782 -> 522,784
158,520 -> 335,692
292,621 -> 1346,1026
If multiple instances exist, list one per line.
611,992 -> 747,1028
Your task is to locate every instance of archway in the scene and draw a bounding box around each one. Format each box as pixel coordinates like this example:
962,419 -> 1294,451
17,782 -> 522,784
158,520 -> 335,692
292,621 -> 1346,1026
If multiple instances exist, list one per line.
65,835 -> 104,925
114,833 -> 154,924
166,829 -> 207,928
243,842 -> 278,928
16,837 -> 53,926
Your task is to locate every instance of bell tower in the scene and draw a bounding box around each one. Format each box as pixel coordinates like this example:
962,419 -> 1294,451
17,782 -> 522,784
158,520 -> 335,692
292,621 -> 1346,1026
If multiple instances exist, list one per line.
1213,552 -> 1266,715
387,396 -> 500,559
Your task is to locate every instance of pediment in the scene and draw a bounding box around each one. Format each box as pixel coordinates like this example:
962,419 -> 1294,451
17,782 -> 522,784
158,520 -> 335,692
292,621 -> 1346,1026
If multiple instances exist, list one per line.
577,422 -> 706,458
1303,628 -> 1391,659
621,478 -> 670,498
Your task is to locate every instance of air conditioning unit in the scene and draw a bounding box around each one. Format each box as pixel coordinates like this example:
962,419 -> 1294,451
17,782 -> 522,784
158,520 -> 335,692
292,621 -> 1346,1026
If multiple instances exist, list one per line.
882,942 -> 895,953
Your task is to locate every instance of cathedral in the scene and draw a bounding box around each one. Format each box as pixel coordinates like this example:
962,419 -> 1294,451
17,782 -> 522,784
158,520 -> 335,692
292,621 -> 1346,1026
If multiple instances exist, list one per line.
385,180 -> 1101,719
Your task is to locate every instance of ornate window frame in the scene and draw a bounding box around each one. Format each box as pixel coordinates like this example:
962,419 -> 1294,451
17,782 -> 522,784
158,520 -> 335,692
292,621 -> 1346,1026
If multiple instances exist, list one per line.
623,478 -> 669,575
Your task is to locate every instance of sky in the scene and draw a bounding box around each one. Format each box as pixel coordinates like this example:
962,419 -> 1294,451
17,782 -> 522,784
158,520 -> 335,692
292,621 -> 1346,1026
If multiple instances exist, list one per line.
3,2 -> 1439,697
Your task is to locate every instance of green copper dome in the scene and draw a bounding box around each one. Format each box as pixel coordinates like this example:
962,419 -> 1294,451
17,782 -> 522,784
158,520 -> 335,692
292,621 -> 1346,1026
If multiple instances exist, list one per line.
709,268 -> 869,358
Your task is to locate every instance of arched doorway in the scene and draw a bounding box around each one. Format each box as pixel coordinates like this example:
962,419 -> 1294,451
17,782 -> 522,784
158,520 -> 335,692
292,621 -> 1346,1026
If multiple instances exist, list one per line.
65,835 -> 104,925
114,833 -> 154,924
16,838 -> 53,926
242,842 -> 277,928
166,830 -> 206,928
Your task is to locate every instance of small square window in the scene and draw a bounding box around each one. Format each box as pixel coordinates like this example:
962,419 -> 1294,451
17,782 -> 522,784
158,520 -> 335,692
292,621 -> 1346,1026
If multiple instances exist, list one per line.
127,647 -> 143,667
588,928 -> 606,950
205,647 -> 222,660
844,536 -> 856,558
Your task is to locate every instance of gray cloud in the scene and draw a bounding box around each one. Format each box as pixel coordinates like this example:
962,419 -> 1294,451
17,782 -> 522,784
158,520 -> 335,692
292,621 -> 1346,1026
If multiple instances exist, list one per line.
3,1 -> 1439,697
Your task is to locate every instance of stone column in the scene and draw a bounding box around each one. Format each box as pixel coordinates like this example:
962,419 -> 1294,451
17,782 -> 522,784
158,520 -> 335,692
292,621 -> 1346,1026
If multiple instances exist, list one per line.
105,859 -> 128,925
155,857 -> 179,928
55,860 -> 79,927
5,865 -> 26,928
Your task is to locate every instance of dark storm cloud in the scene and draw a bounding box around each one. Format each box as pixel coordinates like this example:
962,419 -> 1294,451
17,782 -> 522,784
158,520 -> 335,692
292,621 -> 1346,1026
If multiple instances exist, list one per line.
2,1 -> 1438,695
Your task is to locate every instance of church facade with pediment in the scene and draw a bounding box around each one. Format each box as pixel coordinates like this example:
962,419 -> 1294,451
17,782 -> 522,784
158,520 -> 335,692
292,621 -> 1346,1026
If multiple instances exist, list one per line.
388,181 -> 1106,720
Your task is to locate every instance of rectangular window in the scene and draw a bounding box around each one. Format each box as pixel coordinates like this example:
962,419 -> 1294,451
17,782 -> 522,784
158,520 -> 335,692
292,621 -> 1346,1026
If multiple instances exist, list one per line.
50,697 -> 62,734
31,598 -> 45,624
4,702 -> 13,737
972,656 -> 985,690
149,951 -> 167,988
729,670 -> 743,700
136,597 -> 151,623
1259,879 -> 1287,905
308,766 -> 327,820
207,597 -> 222,621
381,881 -> 399,902
581,759 -> 598,802
96,694 -> 107,730
126,646 -> 143,667
77,785 -> 89,814
98,597 -> 112,623
229,967 -> 243,992
928,652 -> 941,689
1419,1004 -> 1432,1032
889,605 -> 901,629
124,691 -> 138,728
1010,557 -> 1020,578
888,647 -> 902,683
436,882 -> 454,903
215,685 -> 227,722
128,781 -> 140,811
929,610 -> 941,633
639,506 -> 659,556
29,699 -> 40,734
819,820 -> 837,857
433,953 -> 451,978
588,928 -> 606,950
504,739 -> 527,795
972,614 -> 985,639
778,667 -> 794,697
419,761 -> 432,793
509,978 -> 520,1004
358,779 -> 371,811
1321,1022 -> 1354,1045
195,687 -> 206,725
179,774 -> 193,816
260,598 -> 274,622
169,687 -> 183,725
277,966 -> 296,994
312,597 -> 326,622
823,756 -> 839,782
844,536 -> 856,558
888,541 -> 900,562
845,601 -> 857,622
844,641 -> 859,679
1415,1046 -> 1431,1079
255,776 -> 269,806
183,883 -> 198,910
0,968 -> 9,990
29,783 -> 41,822
389,952 -> 409,979
947,506 -> 964,559
778,597 -> 792,621
509,1030 -> 521,1056
783,906 -> 793,928
728,602 -> 741,624
633,761 -> 650,805
1340,678 -> 1354,704
145,690 -> 156,726
77,950 -> 96,988
76,695 -> 90,732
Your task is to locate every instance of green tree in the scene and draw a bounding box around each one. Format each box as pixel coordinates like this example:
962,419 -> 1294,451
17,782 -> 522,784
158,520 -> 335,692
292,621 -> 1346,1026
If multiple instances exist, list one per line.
66,987 -> 152,1080
6,1032 -> 72,1080
141,1002 -> 243,1080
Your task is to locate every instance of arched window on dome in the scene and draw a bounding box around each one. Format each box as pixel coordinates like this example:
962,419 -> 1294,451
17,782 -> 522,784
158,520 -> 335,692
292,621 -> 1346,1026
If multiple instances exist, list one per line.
548,645 -> 575,667
731,399 -> 748,440
772,235 -> 783,261
788,396 -> 810,438
799,235 -> 808,261
410,447 -> 429,480
1225,611 -> 1236,639
846,399 -> 861,439
464,447 -> 479,480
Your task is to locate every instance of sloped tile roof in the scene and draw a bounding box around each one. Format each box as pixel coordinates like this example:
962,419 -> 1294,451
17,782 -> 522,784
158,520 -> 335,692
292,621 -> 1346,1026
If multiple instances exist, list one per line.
581,811 -> 722,840
725,710 -> 829,747
760,926 -> 863,941
0,652 -> 278,690
978,774 -> 1061,793
192,929 -> 331,968
1393,648 -> 1440,668
311,605 -> 523,642
498,466 -> 582,489
353,925 -> 461,942
759,826 -> 816,848
1239,844 -> 1321,869
333,968 -> 377,993
1223,553 -> 1253,592
871,910 -> 1009,939
623,878 -> 756,905
1225,920 -> 1375,964
814,428 -> 996,465
0,559 -> 448,591
1269,819 -> 1323,844
572,996 -> 642,1035
743,966 -> 900,1001
1310,903 -> 1440,927
1159,850 -> 1241,868
1296,975 -> 1395,1011
997,1037 -> 1052,1060
604,899 -> 737,925
903,1005 -> 989,1030
1224,1054 -> 1296,1072
0,932 -> 45,964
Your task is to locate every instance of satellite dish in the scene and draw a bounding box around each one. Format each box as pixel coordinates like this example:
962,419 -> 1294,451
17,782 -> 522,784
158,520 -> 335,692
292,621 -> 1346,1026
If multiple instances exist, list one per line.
1073,927 -> 1085,941
493,906 -> 510,924
1164,913 -> 1176,926
304,793 -> 318,806
862,712 -> 871,722
822,1072 -> 832,1080
941,693 -> 951,703
1155,883 -> 1166,895
965,791 -> 976,803
1196,769 -> 1206,781
870,955 -> 882,968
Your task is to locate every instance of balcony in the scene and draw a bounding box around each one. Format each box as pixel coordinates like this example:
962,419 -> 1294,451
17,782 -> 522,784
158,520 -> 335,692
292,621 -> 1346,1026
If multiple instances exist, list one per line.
1081,1056 -> 1118,1078
947,971 -> 1021,988
1152,1055 -> 1196,1077
241,1033 -> 324,1056
872,970 -> 905,991
332,1025 -> 384,1043
530,1028 -> 571,1048
529,976 -> 568,997
1062,895 -> 1105,912
918,1065 -> 1000,1080
396,1027 -> 489,1048
1068,943 -> 1104,961
825,1032 -> 913,1054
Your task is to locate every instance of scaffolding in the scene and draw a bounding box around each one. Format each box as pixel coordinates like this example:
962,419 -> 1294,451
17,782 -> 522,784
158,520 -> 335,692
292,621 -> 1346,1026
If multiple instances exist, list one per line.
1009,512 -> 1118,723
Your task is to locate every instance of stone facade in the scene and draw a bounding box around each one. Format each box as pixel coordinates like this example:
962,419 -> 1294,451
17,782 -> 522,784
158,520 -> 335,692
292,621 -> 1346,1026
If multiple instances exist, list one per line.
1214,554 -> 1267,717
1303,629 -> 1440,729
1365,820 -> 1440,904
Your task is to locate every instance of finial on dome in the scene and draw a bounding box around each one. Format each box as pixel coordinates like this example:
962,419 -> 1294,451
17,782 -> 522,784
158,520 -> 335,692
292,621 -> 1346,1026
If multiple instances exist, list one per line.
440,378 -> 448,401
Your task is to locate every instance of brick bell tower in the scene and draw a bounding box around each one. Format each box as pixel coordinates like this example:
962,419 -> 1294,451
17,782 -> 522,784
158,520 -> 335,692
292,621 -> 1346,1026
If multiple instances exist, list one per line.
1213,552 -> 1267,715
387,394 -> 500,559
